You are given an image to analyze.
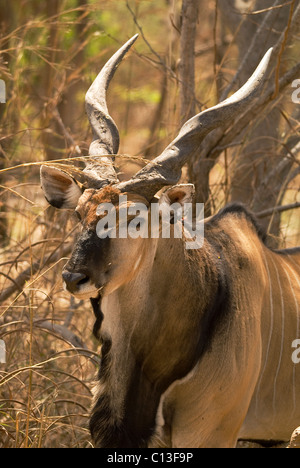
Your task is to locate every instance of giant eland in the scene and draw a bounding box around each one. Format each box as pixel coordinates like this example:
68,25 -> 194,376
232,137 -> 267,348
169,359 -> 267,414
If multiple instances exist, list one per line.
40,35 -> 300,448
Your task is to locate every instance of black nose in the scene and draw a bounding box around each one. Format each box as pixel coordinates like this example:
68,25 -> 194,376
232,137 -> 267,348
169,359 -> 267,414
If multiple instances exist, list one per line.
62,270 -> 89,294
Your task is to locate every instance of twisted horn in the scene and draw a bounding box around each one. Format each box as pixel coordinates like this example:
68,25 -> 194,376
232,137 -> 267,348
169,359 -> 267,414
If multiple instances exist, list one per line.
118,47 -> 273,200
84,34 -> 139,188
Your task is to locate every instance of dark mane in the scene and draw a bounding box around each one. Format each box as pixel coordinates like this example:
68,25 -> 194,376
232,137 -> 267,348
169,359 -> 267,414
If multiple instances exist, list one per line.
209,202 -> 268,244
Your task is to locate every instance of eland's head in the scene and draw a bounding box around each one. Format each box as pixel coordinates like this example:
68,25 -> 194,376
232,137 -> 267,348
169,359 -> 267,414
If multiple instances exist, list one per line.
40,35 -> 272,301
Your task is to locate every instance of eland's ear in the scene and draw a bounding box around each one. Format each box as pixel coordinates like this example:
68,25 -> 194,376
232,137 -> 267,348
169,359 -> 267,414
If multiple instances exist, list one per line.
159,184 -> 195,206
40,166 -> 83,209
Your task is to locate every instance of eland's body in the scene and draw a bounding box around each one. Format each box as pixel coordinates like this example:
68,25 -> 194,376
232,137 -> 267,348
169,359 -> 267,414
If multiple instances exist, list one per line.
82,200 -> 300,448
40,36 -> 300,448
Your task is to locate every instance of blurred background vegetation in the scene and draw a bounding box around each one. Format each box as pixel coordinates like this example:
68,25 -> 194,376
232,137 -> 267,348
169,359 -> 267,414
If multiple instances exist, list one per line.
0,0 -> 299,447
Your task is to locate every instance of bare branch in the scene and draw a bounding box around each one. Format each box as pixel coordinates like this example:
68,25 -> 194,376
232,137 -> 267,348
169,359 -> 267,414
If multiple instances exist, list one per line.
126,0 -> 177,80
256,202 -> 300,218
0,244 -> 72,303
220,0 -> 300,100
272,0 -> 297,99
34,319 -> 99,364
52,107 -> 82,156
196,60 -> 300,171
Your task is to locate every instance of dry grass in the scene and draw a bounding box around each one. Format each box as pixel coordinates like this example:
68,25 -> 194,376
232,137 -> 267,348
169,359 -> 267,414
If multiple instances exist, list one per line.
0,170 -> 100,447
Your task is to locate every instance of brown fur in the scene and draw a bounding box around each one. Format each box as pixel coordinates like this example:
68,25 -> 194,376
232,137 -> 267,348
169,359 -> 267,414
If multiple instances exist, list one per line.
77,187 -> 149,230
86,205 -> 300,448
56,182 -> 300,447
76,185 -> 121,228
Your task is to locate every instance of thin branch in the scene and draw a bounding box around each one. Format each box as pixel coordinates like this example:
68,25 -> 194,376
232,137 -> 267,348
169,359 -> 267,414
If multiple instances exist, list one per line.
272,0 -> 297,99
33,320 -> 98,363
211,61 -> 300,161
256,202 -> 300,218
244,1 -> 293,15
220,0 -> 300,100
52,108 -> 82,156
126,0 -> 177,80
0,244 -> 72,303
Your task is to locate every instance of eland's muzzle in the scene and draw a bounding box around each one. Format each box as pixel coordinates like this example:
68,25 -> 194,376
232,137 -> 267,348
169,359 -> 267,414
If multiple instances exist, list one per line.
62,270 -> 89,294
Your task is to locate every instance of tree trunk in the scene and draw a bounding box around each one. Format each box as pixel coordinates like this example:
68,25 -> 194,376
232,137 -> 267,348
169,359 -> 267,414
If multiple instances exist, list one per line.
178,0 -> 199,125
40,0 -> 64,161
218,0 -> 294,234
0,0 -> 16,245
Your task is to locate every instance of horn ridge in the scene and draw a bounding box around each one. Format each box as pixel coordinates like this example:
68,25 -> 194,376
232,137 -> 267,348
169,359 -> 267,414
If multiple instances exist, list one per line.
84,34 -> 139,188
118,47 -> 273,200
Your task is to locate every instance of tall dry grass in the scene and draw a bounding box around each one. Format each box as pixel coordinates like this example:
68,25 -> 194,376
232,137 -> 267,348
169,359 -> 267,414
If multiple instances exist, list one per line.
0,162 -> 99,447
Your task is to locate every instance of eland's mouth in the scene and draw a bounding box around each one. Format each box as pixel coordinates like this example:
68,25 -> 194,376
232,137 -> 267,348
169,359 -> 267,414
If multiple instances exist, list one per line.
62,270 -> 102,299
70,288 -> 100,300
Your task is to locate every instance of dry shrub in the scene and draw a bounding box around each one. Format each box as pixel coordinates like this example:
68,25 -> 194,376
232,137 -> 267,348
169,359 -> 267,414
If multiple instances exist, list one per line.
0,174 -> 100,447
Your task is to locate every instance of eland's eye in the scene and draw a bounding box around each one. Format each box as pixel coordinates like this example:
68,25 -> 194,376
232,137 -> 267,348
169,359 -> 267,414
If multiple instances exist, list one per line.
75,210 -> 82,222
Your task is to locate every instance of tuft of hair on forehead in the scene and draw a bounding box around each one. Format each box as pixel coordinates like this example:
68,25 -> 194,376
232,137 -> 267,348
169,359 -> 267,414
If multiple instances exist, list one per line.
92,185 -> 121,205
77,185 -> 151,229
77,185 -> 121,228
